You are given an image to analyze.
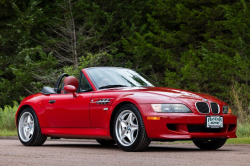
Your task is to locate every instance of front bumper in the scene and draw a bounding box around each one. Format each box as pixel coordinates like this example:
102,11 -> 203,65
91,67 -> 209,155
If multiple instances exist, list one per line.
140,104 -> 237,140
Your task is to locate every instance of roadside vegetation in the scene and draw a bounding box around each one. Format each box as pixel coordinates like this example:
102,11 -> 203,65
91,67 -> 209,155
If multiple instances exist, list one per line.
0,102 -> 17,130
0,102 -> 18,136
236,123 -> 250,138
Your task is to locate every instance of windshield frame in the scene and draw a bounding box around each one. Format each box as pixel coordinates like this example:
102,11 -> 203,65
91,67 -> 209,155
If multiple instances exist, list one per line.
85,67 -> 158,90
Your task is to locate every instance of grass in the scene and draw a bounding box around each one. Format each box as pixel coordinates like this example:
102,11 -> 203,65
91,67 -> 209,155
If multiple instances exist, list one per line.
0,102 -> 18,131
0,129 -> 17,136
226,138 -> 250,144
0,102 -> 18,137
236,123 -> 250,138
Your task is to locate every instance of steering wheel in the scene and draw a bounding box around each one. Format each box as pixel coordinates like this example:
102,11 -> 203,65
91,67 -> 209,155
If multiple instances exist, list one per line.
54,73 -> 69,93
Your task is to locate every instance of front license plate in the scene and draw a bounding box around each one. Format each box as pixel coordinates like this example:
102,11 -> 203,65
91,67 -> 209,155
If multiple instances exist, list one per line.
206,116 -> 223,128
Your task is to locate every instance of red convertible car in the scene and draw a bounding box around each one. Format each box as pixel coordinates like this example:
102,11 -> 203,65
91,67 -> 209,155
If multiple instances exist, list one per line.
15,67 -> 237,151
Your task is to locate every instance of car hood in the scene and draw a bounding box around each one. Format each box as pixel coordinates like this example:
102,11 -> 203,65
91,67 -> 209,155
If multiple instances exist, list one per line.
143,87 -> 213,100
101,86 -> 224,104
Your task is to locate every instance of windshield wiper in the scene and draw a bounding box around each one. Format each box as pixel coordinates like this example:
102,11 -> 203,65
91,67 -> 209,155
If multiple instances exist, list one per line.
99,85 -> 128,89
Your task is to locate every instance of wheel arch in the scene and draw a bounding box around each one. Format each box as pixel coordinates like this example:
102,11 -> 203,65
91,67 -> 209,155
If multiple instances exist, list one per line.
16,104 -> 47,146
16,105 -> 33,126
109,101 -> 139,138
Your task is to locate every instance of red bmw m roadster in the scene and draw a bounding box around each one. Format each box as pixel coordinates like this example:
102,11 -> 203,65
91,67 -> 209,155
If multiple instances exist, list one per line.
15,67 -> 237,151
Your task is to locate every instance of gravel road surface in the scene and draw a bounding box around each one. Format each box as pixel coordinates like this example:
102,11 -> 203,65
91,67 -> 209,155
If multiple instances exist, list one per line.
0,139 -> 249,166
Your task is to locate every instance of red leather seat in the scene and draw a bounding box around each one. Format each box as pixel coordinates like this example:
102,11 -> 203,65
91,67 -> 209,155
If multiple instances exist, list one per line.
61,76 -> 79,94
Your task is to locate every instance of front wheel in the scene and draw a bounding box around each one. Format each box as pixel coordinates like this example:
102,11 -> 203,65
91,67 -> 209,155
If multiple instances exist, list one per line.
193,139 -> 227,150
113,104 -> 151,152
18,108 -> 47,146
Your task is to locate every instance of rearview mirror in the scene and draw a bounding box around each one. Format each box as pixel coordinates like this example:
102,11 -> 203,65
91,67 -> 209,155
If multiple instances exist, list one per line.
64,85 -> 78,98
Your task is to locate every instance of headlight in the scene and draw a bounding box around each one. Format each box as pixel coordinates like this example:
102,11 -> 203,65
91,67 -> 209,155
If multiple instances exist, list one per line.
151,104 -> 192,113
223,105 -> 232,114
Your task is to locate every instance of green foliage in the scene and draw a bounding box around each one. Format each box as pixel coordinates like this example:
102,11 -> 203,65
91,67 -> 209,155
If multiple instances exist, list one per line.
0,101 -> 18,130
0,0 -> 148,107
0,0 -> 55,106
230,82 -> 250,123
236,123 -> 250,138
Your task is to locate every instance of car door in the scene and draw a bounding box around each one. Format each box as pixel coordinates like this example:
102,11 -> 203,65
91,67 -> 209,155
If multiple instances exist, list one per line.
44,72 -> 94,128
45,93 -> 93,128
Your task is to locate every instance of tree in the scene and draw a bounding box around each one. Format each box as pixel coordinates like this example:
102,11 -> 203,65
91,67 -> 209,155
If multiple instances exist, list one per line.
0,0 -> 149,107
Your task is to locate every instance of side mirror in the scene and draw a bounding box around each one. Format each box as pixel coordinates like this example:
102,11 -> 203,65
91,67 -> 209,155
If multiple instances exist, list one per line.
64,85 -> 78,98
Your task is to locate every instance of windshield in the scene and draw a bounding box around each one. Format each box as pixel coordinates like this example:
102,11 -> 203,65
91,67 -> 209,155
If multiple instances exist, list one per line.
86,67 -> 158,89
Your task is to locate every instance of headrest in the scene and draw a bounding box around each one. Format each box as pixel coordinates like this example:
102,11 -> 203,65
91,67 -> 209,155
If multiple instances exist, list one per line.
63,76 -> 79,89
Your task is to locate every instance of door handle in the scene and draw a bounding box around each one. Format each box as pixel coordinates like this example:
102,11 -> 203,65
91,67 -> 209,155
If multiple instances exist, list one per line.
49,100 -> 56,104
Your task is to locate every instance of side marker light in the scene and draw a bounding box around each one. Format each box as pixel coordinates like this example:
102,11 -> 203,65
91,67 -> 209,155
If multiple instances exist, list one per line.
147,117 -> 160,120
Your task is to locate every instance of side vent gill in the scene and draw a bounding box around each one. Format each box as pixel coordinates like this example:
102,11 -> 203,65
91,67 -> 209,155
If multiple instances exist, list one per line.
91,99 -> 111,105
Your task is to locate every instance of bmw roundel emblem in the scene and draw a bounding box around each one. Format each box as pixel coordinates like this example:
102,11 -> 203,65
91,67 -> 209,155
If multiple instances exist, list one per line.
202,99 -> 208,102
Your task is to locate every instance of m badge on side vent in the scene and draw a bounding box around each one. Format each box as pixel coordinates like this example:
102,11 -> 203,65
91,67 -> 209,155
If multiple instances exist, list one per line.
90,98 -> 114,105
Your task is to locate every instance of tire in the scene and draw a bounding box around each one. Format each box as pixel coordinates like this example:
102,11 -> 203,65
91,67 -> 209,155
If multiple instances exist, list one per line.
193,138 -> 227,150
17,107 -> 47,146
113,104 -> 151,152
96,139 -> 116,146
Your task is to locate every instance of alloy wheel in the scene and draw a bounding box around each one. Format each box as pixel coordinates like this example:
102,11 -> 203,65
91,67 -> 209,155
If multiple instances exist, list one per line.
115,110 -> 139,146
18,112 -> 34,142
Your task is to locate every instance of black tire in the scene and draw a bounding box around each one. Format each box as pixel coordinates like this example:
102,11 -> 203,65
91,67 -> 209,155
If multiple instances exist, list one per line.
193,138 -> 227,150
17,107 -> 47,146
96,139 -> 116,146
113,104 -> 151,152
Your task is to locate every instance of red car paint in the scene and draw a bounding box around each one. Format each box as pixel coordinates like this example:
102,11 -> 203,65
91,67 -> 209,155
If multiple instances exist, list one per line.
15,68 -> 237,140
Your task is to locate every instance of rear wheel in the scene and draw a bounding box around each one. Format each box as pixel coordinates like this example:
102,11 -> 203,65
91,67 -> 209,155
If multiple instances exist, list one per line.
18,108 -> 47,146
96,139 -> 116,146
113,104 -> 151,152
193,139 -> 227,150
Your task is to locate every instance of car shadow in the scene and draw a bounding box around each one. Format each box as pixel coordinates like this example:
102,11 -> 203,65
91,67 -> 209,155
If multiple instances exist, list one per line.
145,145 -> 231,152
40,142 -> 232,152
42,143 -> 120,150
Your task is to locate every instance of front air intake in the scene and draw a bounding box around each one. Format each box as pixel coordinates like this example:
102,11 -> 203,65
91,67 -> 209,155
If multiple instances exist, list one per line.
210,102 -> 219,114
187,125 -> 223,133
195,102 -> 210,114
